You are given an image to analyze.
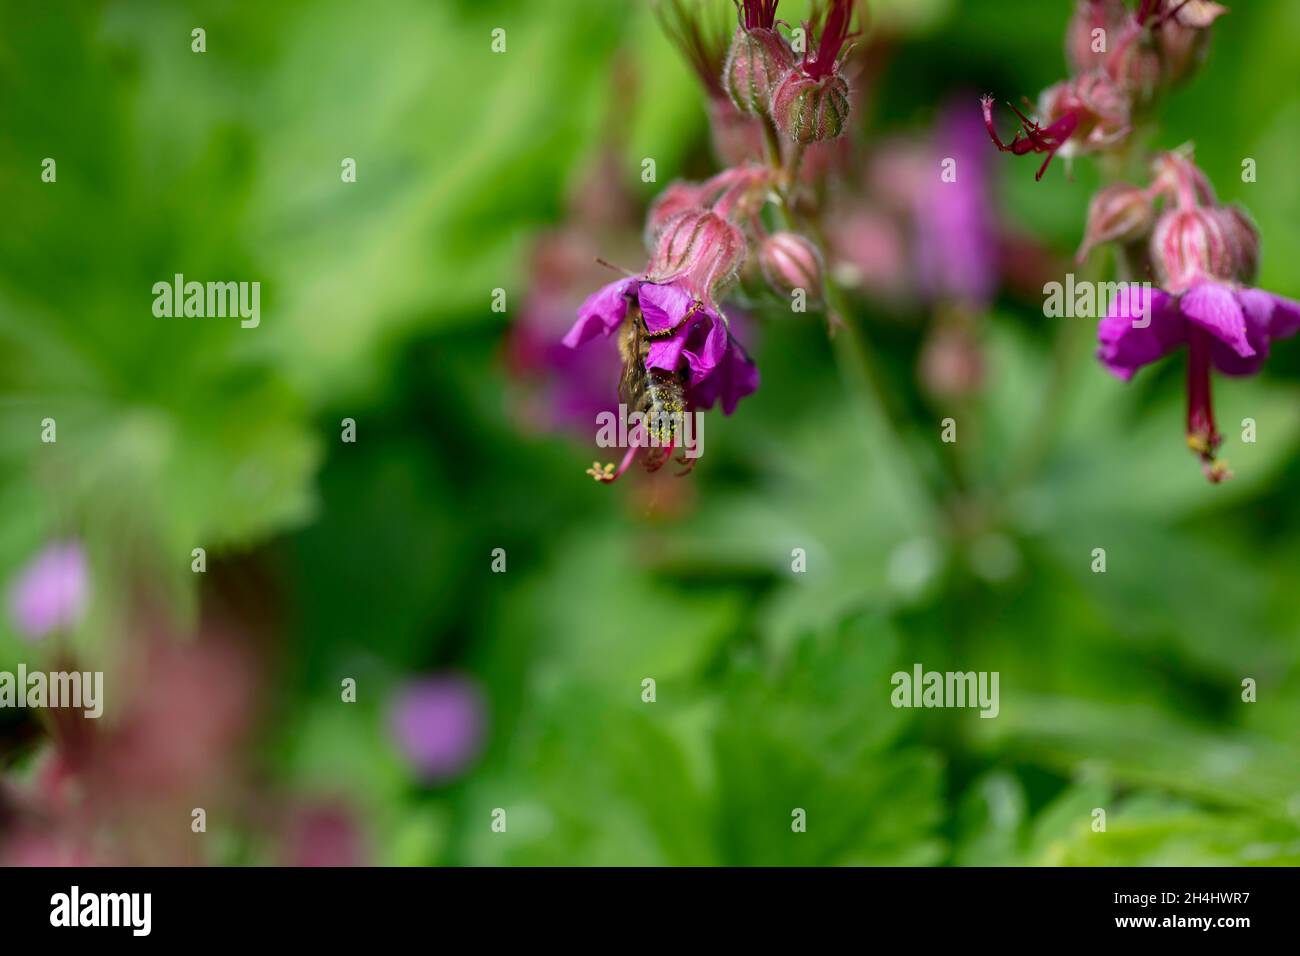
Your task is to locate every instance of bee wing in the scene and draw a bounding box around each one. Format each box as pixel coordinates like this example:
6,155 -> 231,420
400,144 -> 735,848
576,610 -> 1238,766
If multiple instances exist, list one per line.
617,302 -> 645,409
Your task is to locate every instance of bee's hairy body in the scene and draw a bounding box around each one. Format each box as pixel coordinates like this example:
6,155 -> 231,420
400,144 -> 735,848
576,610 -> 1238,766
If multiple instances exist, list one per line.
618,301 -> 691,470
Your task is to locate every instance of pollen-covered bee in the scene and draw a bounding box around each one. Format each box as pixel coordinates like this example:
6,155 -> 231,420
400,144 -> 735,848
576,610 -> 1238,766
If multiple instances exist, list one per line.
616,299 -> 696,474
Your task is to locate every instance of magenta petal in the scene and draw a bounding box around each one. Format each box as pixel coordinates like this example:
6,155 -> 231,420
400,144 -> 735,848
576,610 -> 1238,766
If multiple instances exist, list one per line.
646,331 -> 689,374
679,309 -> 729,386
641,282 -> 720,377
1181,282 -> 1255,358
1212,288 -> 1273,376
1264,291 -> 1300,340
1097,285 -> 1184,381
637,281 -> 695,335
562,278 -> 637,349
691,337 -> 760,414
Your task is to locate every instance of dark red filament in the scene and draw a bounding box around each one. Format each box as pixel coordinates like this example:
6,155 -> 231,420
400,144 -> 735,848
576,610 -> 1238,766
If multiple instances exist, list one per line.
980,95 -> 1080,181
804,0 -> 854,79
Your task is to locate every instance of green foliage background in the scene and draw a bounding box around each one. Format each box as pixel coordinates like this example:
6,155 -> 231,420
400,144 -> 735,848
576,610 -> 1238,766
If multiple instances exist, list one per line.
2,0 -> 1299,865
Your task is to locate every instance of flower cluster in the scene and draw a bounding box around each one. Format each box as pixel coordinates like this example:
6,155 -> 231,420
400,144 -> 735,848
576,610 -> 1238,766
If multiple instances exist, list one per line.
1090,150 -> 1299,482
561,0 -> 860,484
981,0 -> 1226,180
985,1 -> 1300,484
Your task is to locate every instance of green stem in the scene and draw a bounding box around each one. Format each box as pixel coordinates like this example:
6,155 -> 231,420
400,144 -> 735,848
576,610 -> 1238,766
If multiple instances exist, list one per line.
760,118 -> 938,506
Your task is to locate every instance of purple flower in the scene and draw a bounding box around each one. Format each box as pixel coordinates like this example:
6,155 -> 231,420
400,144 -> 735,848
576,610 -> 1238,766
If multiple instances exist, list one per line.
7,540 -> 88,641
915,101 -> 1000,308
562,204 -> 761,483
1098,282 -> 1300,480
565,277 -> 760,415
388,675 -> 486,783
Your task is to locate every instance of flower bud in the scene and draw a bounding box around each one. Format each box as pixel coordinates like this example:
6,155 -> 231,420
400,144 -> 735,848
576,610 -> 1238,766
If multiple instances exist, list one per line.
771,72 -> 851,144
1077,183 -> 1155,262
758,232 -> 824,303
1151,207 -> 1236,293
1164,0 -> 1229,29
648,208 -> 746,302
1213,205 -> 1260,284
920,319 -> 985,400
645,182 -> 710,246
1110,31 -> 1163,107
1149,151 -> 1216,208
1065,0 -> 1128,74
1153,2 -> 1226,89
722,27 -> 795,116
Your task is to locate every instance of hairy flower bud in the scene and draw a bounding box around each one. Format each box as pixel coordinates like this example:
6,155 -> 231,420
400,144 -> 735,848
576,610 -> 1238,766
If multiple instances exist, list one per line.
723,27 -> 795,116
645,182 -> 711,246
758,231 -> 824,302
648,208 -> 746,302
769,0 -> 855,144
1151,207 -> 1236,293
1077,183 -> 1155,262
771,72 -> 851,144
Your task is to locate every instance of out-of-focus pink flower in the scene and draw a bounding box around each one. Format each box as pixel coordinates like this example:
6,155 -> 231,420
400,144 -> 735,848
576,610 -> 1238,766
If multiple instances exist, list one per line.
0,828 -> 95,867
826,204 -> 910,301
0,616 -> 262,865
915,101 -> 1000,308
279,802 -> 367,867
7,540 -> 88,641
506,155 -> 637,435
389,675 -> 487,783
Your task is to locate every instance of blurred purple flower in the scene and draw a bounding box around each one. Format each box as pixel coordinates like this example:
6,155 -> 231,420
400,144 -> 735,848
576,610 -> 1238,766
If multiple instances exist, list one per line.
915,101 -> 999,308
388,675 -> 487,783
7,539 -> 88,641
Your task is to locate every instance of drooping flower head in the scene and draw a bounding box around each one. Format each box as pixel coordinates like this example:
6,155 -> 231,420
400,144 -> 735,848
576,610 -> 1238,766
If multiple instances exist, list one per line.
1096,152 -> 1299,482
770,0 -> 856,143
563,170 -> 766,484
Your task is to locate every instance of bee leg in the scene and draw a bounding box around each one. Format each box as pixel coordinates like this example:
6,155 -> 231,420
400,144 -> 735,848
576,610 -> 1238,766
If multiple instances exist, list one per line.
674,453 -> 698,477
644,433 -> 678,474
643,301 -> 702,340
